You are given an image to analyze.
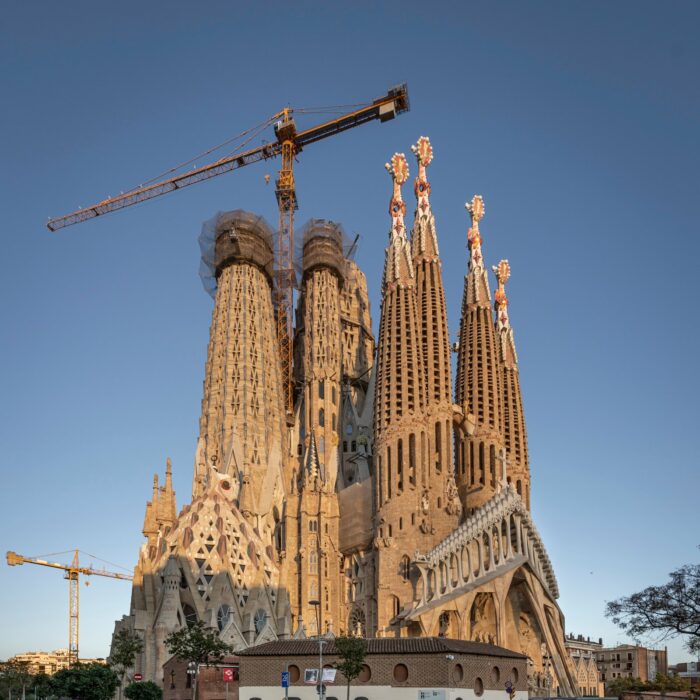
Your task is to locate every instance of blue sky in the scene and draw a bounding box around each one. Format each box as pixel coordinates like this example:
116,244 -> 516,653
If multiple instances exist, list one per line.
1,1 -> 698,663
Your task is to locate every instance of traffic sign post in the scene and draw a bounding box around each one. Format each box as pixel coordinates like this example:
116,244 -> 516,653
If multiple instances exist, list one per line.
283,665 -> 290,700
133,673 -> 142,681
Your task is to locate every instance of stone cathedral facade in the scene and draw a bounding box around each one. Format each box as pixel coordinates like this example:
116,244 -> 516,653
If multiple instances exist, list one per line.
112,138 -> 579,696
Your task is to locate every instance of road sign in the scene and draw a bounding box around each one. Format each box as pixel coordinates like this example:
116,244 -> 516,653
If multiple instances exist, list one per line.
133,673 -> 142,681
315,683 -> 327,695
281,670 -> 289,688
223,668 -> 235,682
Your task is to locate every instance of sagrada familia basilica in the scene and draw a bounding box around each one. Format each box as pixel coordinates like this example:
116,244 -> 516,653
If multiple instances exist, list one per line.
113,137 -> 579,695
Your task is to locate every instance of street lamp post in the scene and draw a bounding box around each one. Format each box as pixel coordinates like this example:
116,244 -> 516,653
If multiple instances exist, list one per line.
446,654 -> 455,697
187,661 -> 197,700
309,599 -> 324,700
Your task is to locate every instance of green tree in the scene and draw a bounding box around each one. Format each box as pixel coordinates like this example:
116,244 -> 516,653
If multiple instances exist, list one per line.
651,673 -> 691,694
333,635 -> 367,700
50,663 -> 120,700
31,672 -> 53,699
606,675 -> 646,698
0,660 -> 32,697
109,629 -> 144,700
124,681 -> 162,700
164,621 -> 232,666
606,553 -> 700,655
606,673 -> 692,699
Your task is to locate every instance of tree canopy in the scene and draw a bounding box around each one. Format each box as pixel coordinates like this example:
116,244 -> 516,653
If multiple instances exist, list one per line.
110,629 -> 144,674
606,556 -> 700,655
124,680 -> 162,700
0,660 -> 33,696
606,673 -> 691,698
164,620 -> 233,666
50,663 -> 120,700
333,635 -> 367,700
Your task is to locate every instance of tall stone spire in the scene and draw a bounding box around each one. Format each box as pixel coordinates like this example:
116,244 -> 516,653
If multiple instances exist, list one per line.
492,260 -> 531,508
374,153 -> 424,436
373,153 -> 430,635
410,136 -> 461,533
193,211 -> 286,528
454,196 -> 504,513
410,137 -> 451,406
157,457 -> 177,526
142,473 -> 159,543
288,219 -> 344,640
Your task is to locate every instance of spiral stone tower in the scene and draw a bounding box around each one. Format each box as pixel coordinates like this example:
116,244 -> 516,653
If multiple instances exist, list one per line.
493,260 -> 531,508
192,210 -> 287,525
287,220 -> 345,634
410,137 -> 461,540
455,196 -> 505,514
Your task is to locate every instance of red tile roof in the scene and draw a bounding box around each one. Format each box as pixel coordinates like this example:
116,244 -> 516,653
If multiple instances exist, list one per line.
239,637 -> 525,659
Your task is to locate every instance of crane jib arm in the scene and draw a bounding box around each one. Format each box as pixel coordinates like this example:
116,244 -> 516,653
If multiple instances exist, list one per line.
46,84 -> 409,232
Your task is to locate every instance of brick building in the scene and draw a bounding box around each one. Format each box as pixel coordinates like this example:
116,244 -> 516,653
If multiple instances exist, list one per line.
237,637 -> 527,700
162,655 -> 240,700
597,645 -> 668,690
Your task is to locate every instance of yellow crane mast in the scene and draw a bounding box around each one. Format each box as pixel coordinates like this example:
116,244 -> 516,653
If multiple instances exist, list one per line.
46,85 -> 410,417
6,550 -> 133,666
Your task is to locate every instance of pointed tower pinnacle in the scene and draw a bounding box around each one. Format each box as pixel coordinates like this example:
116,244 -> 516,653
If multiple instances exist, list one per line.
142,473 -> 159,542
158,457 -> 177,526
410,136 -> 461,531
373,153 -> 432,634
381,153 -> 414,292
454,195 -> 504,513
492,260 -> 531,508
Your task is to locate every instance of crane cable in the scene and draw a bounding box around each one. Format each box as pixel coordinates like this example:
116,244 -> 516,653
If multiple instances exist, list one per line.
122,113 -> 280,195
23,549 -> 131,572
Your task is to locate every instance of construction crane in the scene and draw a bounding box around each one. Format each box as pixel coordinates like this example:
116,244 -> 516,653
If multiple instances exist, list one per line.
47,85 -> 410,417
6,549 -> 133,666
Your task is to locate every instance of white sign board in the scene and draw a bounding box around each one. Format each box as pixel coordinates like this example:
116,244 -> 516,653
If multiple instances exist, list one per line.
322,668 -> 337,683
419,691 -> 446,700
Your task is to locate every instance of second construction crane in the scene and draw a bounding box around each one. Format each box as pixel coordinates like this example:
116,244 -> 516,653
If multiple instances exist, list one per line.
47,85 -> 410,418
6,550 -> 133,666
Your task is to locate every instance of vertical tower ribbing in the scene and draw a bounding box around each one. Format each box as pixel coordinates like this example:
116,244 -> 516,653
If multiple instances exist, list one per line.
373,153 -> 431,634
454,196 -> 504,513
410,136 -> 461,536
289,222 -> 344,634
493,260 -> 531,508
193,212 -> 286,528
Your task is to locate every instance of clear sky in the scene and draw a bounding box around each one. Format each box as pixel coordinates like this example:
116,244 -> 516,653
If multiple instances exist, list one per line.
1,0 -> 698,664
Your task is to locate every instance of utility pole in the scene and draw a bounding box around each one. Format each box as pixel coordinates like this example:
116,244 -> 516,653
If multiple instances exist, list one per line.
309,599 -> 325,700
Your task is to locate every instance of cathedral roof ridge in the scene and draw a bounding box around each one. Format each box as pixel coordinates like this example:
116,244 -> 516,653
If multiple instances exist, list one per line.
416,485 -> 559,599
239,636 -> 526,658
